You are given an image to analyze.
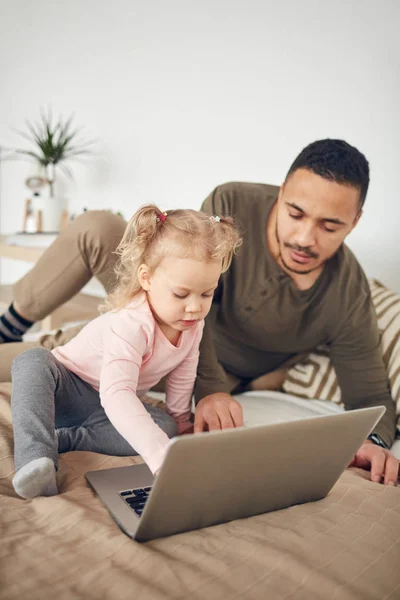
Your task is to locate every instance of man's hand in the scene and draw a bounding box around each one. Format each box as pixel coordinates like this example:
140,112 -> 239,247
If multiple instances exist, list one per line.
348,440 -> 399,485
194,393 -> 244,433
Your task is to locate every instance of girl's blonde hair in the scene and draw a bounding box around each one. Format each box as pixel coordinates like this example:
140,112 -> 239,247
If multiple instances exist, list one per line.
103,204 -> 242,311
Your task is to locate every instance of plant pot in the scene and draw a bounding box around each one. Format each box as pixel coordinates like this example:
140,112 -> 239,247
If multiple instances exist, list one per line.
33,194 -> 66,232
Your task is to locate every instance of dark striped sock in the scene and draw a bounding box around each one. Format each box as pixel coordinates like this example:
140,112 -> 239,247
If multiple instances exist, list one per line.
0,303 -> 34,343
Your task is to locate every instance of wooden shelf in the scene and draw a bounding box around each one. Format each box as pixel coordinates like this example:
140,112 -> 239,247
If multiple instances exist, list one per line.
0,235 -> 46,262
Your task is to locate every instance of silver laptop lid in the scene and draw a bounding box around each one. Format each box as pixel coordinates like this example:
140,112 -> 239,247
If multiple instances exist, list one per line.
87,406 -> 385,542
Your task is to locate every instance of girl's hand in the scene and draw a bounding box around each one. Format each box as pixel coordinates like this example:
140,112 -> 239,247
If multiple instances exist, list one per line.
177,420 -> 194,435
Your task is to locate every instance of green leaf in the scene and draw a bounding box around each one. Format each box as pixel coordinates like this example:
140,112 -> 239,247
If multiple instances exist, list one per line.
15,106 -> 94,171
58,162 -> 74,179
16,149 -> 48,166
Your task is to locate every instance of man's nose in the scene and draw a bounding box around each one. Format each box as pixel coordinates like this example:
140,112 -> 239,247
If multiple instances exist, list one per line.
294,221 -> 316,248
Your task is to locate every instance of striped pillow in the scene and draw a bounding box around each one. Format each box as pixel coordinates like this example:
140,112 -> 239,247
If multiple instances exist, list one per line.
282,279 -> 400,431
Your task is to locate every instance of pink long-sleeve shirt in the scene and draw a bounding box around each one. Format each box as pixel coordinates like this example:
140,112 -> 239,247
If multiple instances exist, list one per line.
52,293 -> 204,474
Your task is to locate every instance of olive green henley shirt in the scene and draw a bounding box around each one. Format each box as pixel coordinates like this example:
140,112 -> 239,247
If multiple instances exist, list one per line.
195,182 -> 396,447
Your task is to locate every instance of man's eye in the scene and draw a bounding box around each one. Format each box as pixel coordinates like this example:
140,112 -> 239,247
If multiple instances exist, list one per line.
202,293 -> 213,298
322,225 -> 336,233
289,213 -> 302,220
173,293 -> 187,299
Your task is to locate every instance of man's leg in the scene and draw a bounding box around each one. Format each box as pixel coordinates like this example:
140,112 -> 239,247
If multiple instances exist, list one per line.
247,354 -> 309,392
0,210 -> 127,380
0,305 -> 34,343
248,368 -> 288,391
13,209 -> 126,321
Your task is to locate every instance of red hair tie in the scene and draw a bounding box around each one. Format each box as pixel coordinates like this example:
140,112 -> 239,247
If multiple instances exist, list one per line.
157,212 -> 168,222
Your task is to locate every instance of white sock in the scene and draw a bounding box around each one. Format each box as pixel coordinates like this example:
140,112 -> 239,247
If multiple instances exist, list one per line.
13,457 -> 58,499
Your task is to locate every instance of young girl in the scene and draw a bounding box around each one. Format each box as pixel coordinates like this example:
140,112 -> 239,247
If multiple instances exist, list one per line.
11,204 -> 241,499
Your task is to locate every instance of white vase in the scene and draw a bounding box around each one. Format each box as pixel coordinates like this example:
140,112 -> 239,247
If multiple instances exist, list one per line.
32,194 -> 66,232
42,196 -> 66,232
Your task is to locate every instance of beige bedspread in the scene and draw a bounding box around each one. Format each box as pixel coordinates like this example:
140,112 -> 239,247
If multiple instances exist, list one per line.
1,382 -> 400,600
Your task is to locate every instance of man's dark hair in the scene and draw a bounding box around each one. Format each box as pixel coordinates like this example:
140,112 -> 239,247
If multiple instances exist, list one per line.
285,139 -> 370,209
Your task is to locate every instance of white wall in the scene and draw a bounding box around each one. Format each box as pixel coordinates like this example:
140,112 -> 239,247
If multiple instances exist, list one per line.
1,0 -> 399,294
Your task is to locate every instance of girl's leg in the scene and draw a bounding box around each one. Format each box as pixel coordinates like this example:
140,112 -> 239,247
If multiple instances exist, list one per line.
0,339 -> 42,382
11,347 -> 102,498
0,324 -> 87,383
57,403 -> 178,456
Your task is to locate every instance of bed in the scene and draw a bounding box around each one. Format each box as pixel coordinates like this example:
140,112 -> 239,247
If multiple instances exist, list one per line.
1,382 -> 400,600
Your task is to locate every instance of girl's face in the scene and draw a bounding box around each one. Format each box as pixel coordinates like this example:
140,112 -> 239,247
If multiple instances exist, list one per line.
138,256 -> 222,342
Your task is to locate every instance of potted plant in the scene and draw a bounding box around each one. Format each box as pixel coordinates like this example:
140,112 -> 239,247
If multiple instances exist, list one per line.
16,108 -> 93,231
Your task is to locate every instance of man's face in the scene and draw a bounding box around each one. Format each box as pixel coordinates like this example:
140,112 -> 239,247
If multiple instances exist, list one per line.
275,168 -> 362,275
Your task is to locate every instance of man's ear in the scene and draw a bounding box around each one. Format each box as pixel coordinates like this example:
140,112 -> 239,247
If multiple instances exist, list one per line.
351,209 -> 363,231
278,182 -> 285,203
138,264 -> 151,291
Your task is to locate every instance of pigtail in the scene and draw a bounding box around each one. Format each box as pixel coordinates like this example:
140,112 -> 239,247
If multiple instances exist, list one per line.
207,215 -> 242,272
101,204 -> 165,312
101,204 -> 242,312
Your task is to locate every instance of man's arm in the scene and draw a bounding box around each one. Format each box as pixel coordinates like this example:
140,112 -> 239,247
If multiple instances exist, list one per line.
192,184 -> 244,431
196,184 -> 235,401
330,290 -> 396,448
196,181 -> 242,400
194,319 -> 232,402
193,319 -> 244,432
330,286 -> 398,485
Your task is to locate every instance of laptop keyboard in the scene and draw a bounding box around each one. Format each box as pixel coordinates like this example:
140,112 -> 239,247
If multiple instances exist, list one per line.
120,487 -> 152,516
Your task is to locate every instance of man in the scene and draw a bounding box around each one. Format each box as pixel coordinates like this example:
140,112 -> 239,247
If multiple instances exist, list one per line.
1,139 -> 399,485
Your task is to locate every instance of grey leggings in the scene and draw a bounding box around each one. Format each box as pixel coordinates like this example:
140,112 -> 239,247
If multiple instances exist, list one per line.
11,348 -> 178,471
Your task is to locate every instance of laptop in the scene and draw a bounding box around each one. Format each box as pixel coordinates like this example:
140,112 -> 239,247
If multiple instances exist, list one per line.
85,405 -> 385,542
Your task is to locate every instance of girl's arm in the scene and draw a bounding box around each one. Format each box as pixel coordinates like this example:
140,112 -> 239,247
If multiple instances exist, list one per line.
164,322 -> 205,432
99,317 -> 170,474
